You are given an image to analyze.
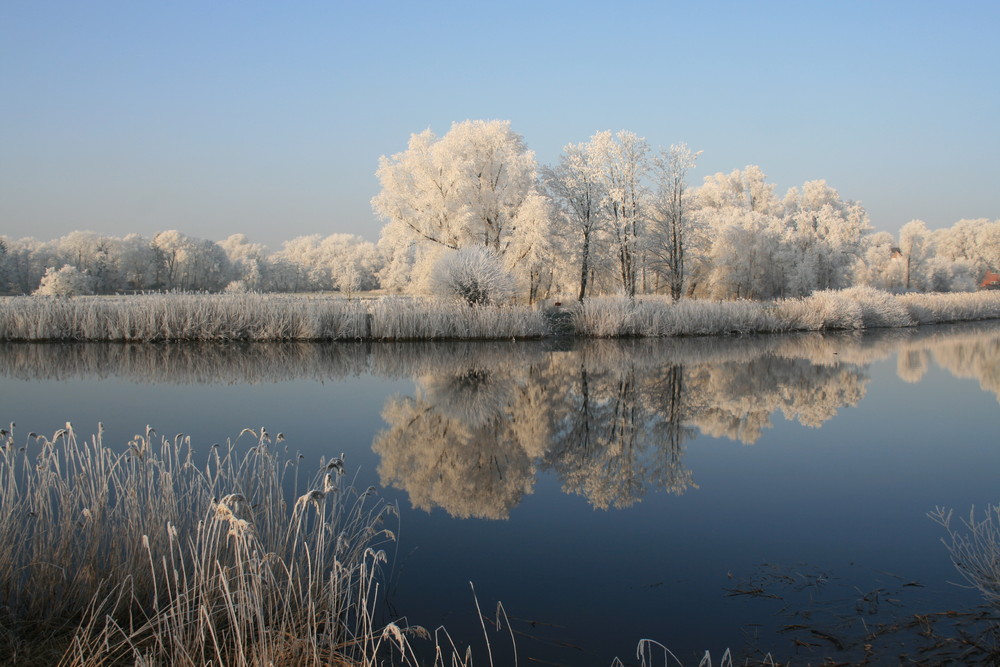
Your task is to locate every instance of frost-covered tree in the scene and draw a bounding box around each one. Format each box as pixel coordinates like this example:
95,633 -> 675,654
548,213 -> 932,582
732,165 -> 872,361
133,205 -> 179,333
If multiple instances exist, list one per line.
52,231 -> 116,293
697,165 -> 781,216
271,234 -> 380,293
647,143 -> 702,300
115,234 -> 159,291
219,234 -> 270,291
781,180 -> 871,294
898,219 -> 932,290
372,120 -> 540,293
33,265 -> 93,297
703,209 -> 786,299
543,141 -> 608,301
2,237 -> 51,294
933,218 -> 1000,284
855,231 -> 904,290
0,239 -> 9,293
505,192 -> 556,303
150,230 -> 230,291
590,130 -> 650,298
693,166 -> 785,299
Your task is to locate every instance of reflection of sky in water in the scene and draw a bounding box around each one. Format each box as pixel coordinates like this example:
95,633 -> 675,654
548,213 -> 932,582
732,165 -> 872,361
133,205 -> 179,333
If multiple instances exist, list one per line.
2,324 -> 1000,664
3,374 -> 409,486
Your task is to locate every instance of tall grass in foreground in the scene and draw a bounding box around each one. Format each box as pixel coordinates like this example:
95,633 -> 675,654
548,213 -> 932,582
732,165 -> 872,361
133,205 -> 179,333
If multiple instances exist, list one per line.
0,423 -> 753,667
0,423 -> 418,666
930,505 -> 1000,606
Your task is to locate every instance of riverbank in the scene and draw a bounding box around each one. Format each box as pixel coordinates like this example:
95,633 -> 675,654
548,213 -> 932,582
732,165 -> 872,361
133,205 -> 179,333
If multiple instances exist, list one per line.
2,287 -> 1000,342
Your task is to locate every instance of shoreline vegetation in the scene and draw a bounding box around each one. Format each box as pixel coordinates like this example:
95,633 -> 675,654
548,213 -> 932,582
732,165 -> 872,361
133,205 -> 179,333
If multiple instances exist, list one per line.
2,287 -> 1000,343
0,423 -> 740,667
0,424 -> 411,666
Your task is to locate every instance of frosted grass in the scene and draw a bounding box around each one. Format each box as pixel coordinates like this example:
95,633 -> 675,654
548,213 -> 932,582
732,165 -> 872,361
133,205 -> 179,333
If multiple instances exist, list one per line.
1,289 -> 999,342
0,423 -> 421,666
572,287 -> 1000,338
0,293 -> 547,342
0,422 -> 735,666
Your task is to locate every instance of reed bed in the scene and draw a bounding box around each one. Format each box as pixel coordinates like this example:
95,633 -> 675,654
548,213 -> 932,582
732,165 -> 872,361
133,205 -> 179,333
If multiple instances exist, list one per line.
571,287 -> 1000,337
2,289 -> 999,342
0,293 -> 548,342
0,423 -> 420,666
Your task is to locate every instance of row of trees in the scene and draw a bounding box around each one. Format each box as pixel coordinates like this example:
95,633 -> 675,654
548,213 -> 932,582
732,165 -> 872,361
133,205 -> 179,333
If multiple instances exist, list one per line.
1,119 -> 995,299
373,120 -> 996,302
0,230 -> 380,296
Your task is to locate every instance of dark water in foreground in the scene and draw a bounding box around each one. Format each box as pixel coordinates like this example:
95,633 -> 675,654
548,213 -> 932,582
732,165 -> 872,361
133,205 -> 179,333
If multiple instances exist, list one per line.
3,323 -> 1000,664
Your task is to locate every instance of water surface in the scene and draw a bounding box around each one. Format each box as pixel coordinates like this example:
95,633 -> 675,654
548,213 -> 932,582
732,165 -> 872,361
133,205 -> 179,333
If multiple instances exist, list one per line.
3,323 -> 1000,664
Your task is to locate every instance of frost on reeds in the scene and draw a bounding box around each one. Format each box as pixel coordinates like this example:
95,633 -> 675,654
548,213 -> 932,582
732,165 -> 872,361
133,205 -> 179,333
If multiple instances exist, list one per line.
930,505 -> 1000,605
900,290 -> 1000,325
572,288 -> 1000,338
0,423 -> 421,666
1,289 -> 998,342
366,296 -> 547,341
0,293 -> 548,342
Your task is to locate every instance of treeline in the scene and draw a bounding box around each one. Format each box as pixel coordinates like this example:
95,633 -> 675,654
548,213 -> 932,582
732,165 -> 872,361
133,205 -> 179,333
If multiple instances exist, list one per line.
1,120 -> 997,299
373,121 -> 999,302
0,231 -> 380,296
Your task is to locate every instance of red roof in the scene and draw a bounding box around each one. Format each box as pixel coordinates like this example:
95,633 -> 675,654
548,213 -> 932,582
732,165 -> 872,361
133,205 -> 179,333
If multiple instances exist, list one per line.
981,271 -> 1000,288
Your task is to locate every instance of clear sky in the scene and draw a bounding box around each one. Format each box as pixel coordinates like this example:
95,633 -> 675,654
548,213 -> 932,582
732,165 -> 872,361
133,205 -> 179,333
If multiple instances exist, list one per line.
2,0 -> 998,250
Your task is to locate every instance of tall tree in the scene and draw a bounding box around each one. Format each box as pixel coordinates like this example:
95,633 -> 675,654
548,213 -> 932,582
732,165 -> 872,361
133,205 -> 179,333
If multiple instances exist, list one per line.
898,219 -> 931,290
372,120 -> 540,295
590,131 -> 650,298
648,143 -> 701,300
543,142 -> 607,301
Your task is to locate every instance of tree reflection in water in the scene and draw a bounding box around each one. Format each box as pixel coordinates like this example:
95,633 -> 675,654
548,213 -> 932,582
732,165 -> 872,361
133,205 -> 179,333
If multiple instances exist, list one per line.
371,324 -> 1000,519
371,335 -> 884,517
4,322 -> 1000,522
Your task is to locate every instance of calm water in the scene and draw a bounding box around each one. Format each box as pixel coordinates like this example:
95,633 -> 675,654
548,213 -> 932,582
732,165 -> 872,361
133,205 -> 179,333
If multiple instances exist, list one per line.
3,323 -> 1000,664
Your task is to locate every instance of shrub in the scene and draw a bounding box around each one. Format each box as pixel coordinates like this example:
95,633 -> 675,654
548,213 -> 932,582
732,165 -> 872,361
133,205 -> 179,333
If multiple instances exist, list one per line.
428,246 -> 518,306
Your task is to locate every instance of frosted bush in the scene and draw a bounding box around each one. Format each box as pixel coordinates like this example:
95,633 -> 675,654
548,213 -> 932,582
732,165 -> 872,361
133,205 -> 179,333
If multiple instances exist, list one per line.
222,279 -> 249,294
428,246 -> 518,306
33,265 -> 93,297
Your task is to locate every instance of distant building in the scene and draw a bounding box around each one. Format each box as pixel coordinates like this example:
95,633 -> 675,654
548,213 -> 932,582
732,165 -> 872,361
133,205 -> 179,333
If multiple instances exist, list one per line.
980,271 -> 1000,290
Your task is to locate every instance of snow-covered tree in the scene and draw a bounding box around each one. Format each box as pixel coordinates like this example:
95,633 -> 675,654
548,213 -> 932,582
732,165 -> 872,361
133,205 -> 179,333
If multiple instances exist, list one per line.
647,143 -> 702,299
33,265 -> 93,297
898,220 -> 933,290
781,180 -> 871,294
590,130 -> 650,297
0,239 -> 9,293
697,165 -> 781,216
855,231 -> 904,290
933,218 -> 1000,284
703,208 -> 787,299
693,166 -> 785,299
543,141 -> 608,301
113,234 -> 158,291
505,192 -> 557,303
150,230 -> 230,291
219,234 -> 270,291
372,120 -> 540,288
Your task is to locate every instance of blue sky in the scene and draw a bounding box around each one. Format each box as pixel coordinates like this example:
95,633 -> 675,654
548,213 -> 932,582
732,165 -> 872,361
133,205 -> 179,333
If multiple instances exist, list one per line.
2,0 -> 998,249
